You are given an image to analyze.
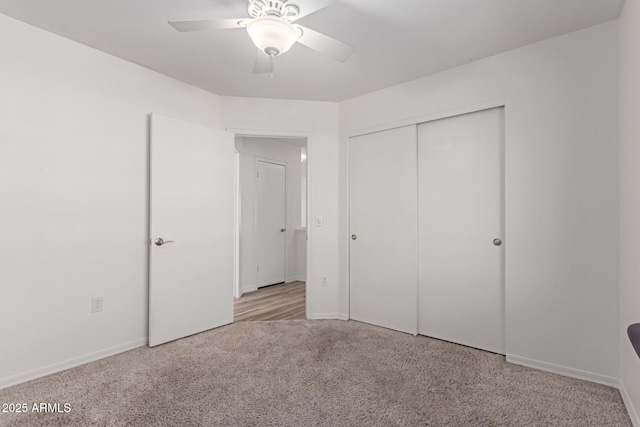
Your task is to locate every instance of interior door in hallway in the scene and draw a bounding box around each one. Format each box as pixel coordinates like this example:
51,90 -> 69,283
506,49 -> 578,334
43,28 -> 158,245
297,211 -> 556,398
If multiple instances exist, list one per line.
418,107 -> 505,354
256,160 -> 287,288
349,125 -> 418,335
149,113 -> 234,347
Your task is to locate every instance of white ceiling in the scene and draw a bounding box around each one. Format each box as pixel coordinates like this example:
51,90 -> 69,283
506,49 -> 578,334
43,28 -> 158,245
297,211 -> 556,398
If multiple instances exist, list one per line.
0,0 -> 624,102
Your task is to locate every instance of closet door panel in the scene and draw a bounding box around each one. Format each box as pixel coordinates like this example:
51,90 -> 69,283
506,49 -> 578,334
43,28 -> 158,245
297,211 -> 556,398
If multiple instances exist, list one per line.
418,108 -> 505,354
349,125 -> 418,334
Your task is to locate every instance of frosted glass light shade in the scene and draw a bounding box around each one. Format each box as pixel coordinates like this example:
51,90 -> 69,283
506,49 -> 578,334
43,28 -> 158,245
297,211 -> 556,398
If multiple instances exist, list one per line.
247,16 -> 299,57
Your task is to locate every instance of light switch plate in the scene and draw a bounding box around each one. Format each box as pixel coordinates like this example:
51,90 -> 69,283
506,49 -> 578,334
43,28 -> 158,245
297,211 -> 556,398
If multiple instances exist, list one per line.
315,216 -> 323,226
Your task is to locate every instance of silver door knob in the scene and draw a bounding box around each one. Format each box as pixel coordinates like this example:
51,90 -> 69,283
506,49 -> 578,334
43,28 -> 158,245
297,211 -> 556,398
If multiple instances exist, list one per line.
280,228 -> 286,233
493,238 -> 502,246
155,237 -> 175,246
351,234 -> 357,240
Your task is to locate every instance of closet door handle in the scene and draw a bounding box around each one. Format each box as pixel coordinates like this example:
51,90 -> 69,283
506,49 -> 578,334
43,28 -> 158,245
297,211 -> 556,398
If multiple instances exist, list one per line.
351,234 -> 357,240
493,238 -> 502,246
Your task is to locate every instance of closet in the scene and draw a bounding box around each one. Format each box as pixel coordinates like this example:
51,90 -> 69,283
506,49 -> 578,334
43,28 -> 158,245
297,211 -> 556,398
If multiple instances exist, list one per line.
349,107 -> 505,354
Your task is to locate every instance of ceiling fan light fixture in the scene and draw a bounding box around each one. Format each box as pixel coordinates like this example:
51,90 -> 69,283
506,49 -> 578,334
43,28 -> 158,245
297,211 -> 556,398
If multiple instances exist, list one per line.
247,16 -> 300,57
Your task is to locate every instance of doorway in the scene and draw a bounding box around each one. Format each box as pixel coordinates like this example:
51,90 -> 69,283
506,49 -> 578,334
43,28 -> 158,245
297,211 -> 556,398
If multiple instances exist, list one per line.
234,136 -> 307,321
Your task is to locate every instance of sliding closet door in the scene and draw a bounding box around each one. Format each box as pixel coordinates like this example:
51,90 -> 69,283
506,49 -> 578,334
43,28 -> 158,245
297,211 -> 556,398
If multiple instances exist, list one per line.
418,107 -> 505,354
349,125 -> 417,335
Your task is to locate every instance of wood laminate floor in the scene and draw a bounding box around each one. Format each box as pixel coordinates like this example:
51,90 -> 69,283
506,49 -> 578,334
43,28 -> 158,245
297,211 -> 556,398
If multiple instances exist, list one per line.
234,281 -> 306,321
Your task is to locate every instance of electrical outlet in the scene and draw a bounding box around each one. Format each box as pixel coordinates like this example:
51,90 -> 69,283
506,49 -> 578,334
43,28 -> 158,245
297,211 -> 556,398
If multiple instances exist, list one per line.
321,276 -> 328,286
91,297 -> 103,313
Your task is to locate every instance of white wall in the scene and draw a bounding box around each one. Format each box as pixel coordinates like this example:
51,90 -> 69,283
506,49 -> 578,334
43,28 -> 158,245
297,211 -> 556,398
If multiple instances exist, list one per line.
295,229 -> 307,281
0,15 -> 221,387
339,22 -> 619,383
235,137 -> 303,293
619,0 -> 640,423
221,97 -> 341,319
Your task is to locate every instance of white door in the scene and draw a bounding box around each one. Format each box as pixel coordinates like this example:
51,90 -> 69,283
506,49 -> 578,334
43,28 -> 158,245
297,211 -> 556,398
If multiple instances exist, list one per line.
256,160 -> 286,288
418,107 -> 505,354
149,113 -> 234,347
349,125 -> 418,335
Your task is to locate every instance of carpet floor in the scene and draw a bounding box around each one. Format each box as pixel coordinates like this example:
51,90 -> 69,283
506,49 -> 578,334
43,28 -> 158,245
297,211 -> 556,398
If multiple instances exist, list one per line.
0,320 -> 631,426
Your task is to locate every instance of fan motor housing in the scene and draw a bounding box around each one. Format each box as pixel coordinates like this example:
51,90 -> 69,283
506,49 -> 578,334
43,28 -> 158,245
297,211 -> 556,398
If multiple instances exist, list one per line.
248,0 -> 300,22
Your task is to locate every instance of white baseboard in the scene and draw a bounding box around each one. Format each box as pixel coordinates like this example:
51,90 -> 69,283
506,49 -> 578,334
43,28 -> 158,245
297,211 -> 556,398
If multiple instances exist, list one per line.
242,286 -> 258,294
309,313 -> 342,320
620,380 -> 640,427
0,338 -> 147,390
337,313 -> 349,321
294,275 -> 306,282
506,354 -> 619,388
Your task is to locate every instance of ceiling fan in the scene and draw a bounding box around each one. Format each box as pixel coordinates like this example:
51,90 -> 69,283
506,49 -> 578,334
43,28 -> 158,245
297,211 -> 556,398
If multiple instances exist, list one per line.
169,0 -> 355,74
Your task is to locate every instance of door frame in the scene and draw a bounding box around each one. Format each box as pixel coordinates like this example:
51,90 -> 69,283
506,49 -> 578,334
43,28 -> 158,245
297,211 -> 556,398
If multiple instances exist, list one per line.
346,99 -> 506,335
228,128 -> 312,320
254,157 -> 288,288
234,149 -> 241,299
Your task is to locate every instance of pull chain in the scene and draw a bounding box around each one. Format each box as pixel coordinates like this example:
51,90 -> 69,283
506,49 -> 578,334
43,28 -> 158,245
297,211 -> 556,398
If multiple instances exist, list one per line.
270,54 -> 275,79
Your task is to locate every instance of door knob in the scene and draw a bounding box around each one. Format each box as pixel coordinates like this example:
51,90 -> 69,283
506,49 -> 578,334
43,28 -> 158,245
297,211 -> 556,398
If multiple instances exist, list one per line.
351,234 -> 357,240
155,237 -> 175,246
493,238 -> 502,246
280,228 -> 286,233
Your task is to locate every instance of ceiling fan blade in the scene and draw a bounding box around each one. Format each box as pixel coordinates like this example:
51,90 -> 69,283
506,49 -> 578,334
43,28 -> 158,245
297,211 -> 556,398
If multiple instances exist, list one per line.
291,0 -> 336,21
253,49 -> 274,74
296,26 -> 355,62
168,18 -> 247,32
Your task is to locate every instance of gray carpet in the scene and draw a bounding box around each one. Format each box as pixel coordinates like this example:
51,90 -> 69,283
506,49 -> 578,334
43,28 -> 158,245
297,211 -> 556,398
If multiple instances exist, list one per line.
0,320 -> 631,426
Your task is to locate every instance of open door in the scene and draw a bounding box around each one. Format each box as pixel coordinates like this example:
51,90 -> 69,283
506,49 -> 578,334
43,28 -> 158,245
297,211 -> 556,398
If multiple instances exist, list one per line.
149,113 -> 234,347
256,160 -> 287,288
